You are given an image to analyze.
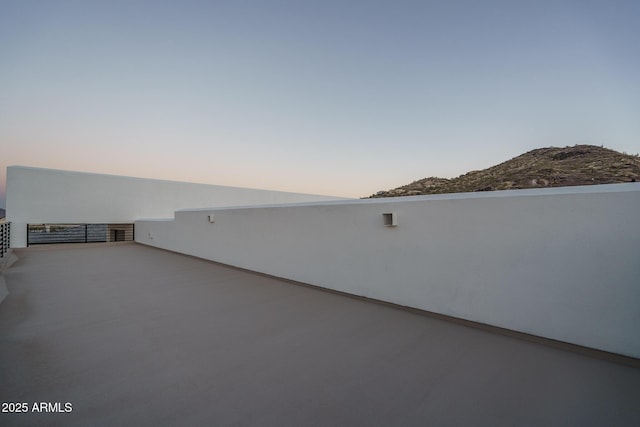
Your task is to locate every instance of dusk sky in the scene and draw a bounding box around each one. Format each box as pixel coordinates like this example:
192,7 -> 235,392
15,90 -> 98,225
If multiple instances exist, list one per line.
1,0 -> 639,208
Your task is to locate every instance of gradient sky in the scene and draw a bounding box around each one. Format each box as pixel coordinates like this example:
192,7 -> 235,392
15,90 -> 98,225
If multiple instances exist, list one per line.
1,0 -> 639,208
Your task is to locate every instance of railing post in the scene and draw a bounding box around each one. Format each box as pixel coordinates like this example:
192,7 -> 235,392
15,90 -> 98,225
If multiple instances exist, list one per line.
0,222 -> 10,257
85,224 -> 88,243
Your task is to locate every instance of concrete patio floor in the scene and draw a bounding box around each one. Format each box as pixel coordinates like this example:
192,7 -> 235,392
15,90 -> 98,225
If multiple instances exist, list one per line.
1,243 -> 639,426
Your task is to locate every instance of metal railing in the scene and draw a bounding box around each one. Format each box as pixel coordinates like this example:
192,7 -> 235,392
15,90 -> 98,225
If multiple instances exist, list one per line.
0,221 -> 9,258
27,224 -> 135,246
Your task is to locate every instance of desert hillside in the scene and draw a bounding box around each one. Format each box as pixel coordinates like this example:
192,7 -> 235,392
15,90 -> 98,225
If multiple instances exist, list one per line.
368,145 -> 640,198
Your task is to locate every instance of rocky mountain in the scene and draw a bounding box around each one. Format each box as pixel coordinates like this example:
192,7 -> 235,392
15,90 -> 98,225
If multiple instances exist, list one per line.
368,145 -> 640,198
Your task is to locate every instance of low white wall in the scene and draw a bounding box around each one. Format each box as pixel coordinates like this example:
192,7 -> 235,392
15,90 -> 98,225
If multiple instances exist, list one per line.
5,166 -> 346,247
136,183 -> 640,358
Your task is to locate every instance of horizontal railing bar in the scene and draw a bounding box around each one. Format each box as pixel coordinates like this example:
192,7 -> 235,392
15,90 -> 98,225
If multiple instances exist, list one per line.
26,223 -> 135,245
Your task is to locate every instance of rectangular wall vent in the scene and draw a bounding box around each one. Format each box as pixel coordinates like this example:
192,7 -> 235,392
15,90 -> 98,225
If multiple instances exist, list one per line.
383,212 -> 397,227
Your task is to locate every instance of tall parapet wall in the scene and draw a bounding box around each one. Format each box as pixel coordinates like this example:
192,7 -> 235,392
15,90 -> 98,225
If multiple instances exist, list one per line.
6,166 -> 347,248
136,183 -> 640,358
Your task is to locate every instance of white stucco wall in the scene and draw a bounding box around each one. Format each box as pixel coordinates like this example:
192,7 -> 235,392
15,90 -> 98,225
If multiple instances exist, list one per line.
5,166 -> 347,247
136,183 -> 640,358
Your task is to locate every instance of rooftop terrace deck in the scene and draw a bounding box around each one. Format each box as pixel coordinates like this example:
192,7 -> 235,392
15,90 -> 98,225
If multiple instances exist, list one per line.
1,243 -> 639,426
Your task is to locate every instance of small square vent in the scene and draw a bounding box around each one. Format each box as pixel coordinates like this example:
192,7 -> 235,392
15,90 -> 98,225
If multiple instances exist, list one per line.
383,212 -> 397,227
